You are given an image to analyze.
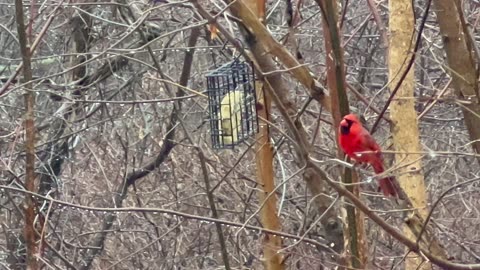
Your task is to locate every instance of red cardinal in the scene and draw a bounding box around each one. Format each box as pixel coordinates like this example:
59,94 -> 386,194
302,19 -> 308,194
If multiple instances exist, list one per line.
338,114 -> 398,197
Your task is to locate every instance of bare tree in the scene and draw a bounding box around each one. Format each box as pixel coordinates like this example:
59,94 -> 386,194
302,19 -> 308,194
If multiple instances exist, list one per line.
0,1 -> 479,269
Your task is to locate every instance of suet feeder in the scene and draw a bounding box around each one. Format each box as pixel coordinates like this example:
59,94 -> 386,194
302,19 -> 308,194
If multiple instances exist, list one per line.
206,60 -> 258,149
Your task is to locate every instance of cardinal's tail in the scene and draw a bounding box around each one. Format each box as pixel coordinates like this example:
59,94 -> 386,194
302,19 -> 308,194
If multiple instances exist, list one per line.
371,159 -> 399,197
378,177 -> 398,197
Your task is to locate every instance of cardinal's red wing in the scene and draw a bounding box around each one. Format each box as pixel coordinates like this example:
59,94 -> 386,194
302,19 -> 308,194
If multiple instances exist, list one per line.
350,128 -> 383,165
339,122 -> 382,162
359,128 -> 381,153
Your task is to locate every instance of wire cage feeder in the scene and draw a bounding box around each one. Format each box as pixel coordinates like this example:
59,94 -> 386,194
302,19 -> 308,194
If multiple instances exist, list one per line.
206,59 -> 259,149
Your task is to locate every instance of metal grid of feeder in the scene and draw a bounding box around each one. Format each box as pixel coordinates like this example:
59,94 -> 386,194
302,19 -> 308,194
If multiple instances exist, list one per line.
206,60 -> 258,149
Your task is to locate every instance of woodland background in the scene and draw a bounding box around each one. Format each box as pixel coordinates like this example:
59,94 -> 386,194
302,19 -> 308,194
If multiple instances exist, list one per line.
0,0 -> 479,269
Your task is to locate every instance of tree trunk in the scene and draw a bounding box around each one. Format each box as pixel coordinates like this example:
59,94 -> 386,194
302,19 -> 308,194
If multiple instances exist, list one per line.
315,0 -> 366,268
388,1 -> 430,269
15,0 -> 38,268
432,0 -> 480,158
243,1 -> 284,269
